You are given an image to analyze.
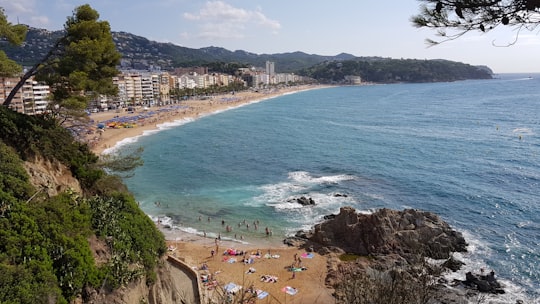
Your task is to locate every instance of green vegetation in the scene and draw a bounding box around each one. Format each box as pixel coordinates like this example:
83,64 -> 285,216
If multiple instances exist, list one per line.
339,253 -> 362,262
0,8 -> 27,77
298,58 -> 492,83
2,4 -> 121,124
334,257 -> 442,304
0,103 -> 165,303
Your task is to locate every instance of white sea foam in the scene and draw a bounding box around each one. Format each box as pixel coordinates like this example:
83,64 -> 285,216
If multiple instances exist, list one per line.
439,230 -> 535,303
512,127 -> 534,135
288,171 -> 356,184
254,171 -> 358,233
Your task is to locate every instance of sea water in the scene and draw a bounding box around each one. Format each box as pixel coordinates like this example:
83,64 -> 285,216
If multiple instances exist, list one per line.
118,75 -> 540,303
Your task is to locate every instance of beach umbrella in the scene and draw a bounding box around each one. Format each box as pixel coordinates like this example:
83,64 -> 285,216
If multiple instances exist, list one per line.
97,123 -> 105,129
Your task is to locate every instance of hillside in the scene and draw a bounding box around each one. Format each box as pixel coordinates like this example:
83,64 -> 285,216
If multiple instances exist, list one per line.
298,58 -> 493,83
0,106 -> 168,303
1,27 -> 492,83
1,27 -> 355,73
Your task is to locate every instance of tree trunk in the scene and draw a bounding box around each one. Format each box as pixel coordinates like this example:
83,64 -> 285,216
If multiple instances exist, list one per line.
2,37 -> 65,108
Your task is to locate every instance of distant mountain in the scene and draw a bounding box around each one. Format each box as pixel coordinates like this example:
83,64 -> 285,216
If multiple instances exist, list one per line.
1,27 -> 492,83
1,27 -> 355,73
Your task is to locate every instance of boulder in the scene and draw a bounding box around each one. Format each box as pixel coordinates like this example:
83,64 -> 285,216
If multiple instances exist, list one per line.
288,196 -> 316,206
304,207 -> 468,260
441,256 -> 465,272
463,271 -> 505,294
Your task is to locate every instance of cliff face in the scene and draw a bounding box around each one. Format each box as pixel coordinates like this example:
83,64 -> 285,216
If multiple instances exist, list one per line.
306,206 -> 467,259
24,156 -> 82,197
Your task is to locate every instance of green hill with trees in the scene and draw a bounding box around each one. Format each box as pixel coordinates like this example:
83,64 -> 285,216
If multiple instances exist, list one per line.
2,27 -> 493,83
0,5 -> 166,303
297,58 -> 492,83
0,105 -> 166,303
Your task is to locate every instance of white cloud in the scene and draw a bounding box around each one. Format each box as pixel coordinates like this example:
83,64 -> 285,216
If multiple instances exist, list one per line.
0,0 -> 34,15
0,0 -> 50,27
183,1 -> 280,40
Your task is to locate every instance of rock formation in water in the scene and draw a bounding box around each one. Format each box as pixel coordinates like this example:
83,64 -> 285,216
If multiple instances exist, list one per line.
299,206 -> 468,260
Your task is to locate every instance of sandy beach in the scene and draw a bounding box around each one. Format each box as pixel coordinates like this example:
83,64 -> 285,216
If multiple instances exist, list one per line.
166,237 -> 334,303
87,85 -> 335,303
86,85 -> 326,155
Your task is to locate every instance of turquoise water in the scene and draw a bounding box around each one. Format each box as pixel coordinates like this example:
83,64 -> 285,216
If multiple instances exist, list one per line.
118,75 -> 540,302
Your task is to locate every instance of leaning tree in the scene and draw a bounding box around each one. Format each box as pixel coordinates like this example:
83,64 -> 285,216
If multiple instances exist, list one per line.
412,0 -> 540,45
2,4 -> 121,123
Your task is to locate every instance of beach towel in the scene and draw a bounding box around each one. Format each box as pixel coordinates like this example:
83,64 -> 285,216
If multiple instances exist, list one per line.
282,286 -> 298,295
224,282 -> 242,294
257,290 -> 269,299
227,257 -> 237,263
301,252 -> 314,258
260,275 -> 278,283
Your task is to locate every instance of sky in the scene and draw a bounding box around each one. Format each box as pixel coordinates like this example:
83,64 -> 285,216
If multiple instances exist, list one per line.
1,0 -> 539,73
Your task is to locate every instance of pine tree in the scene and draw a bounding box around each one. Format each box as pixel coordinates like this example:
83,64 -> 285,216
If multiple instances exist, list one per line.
1,4 -> 121,120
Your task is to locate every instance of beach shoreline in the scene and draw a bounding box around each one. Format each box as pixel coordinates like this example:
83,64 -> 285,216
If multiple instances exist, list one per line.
87,85 -> 329,155
86,84 -> 336,303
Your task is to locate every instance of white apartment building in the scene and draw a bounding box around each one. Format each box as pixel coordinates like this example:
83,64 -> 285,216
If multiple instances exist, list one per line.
1,77 -> 24,113
158,73 -> 170,104
177,74 -> 197,89
266,61 -> 275,76
27,81 -> 50,114
141,75 -> 153,105
0,77 -> 50,115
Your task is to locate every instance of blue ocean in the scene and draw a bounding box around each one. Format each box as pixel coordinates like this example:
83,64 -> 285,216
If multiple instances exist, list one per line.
118,74 -> 539,303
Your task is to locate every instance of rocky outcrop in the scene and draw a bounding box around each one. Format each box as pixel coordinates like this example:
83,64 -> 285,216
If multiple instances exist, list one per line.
288,196 -> 316,206
462,271 -> 505,294
24,156 -> 82,197
303,206 -> 467,260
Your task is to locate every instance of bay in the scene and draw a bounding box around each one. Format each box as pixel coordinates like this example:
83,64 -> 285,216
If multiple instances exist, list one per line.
122,74 -> 540,302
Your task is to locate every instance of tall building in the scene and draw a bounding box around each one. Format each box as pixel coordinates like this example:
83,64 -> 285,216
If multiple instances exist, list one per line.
0,77 -> 24,113
0,77 -> 50,115
265,61 -> 275,77
26,80 -> 50,114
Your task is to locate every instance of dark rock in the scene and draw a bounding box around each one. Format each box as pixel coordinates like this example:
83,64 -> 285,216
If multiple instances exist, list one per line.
306,206 -> 468,261
289,196 -> 315,206
323,214 -> 336,220
283,236 -> 307,247
462,270 -> 505,294
442,255 -> 465,272
333,193 -> 348,197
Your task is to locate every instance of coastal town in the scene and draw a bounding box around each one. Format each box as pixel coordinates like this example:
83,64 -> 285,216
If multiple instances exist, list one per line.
1,1 -> 536,303
0,60 -> 313,115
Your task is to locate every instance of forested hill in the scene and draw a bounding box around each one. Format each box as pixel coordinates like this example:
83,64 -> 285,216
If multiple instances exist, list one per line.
2,27 -> 492,82
1,27 -> 355,73
0,106 -> 166,303
298,58 -> 493,83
